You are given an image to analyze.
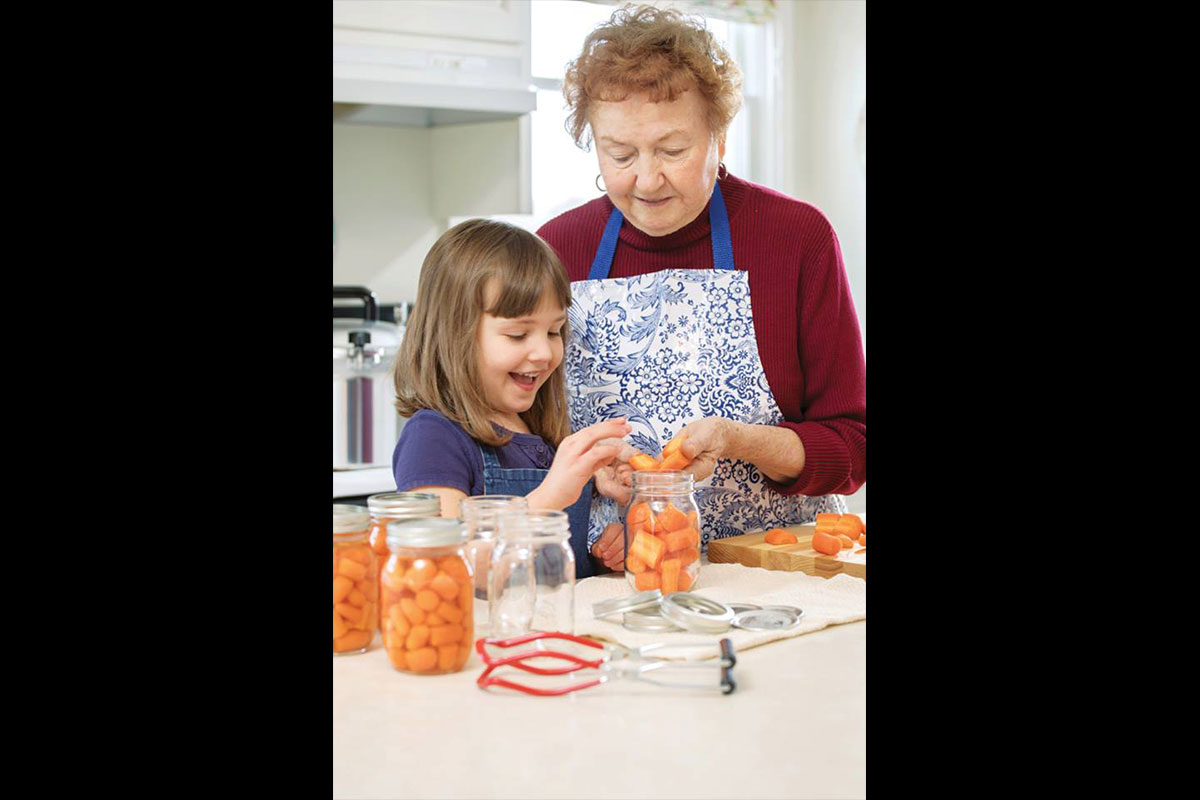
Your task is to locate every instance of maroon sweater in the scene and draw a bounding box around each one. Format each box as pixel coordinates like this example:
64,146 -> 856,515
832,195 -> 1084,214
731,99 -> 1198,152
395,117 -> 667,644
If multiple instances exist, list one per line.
537,172 -> 865,497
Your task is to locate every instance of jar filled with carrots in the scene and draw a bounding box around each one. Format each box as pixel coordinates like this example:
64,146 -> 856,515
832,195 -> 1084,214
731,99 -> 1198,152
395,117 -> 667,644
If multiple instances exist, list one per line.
380,518 -> 474,675
625,471 -> 701,594
333,504 -> 378,655
367,492 -> 441,629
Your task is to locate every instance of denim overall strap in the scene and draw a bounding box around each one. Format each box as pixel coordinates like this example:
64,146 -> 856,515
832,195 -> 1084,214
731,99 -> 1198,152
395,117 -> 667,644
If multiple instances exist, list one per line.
478,444 -> 597,579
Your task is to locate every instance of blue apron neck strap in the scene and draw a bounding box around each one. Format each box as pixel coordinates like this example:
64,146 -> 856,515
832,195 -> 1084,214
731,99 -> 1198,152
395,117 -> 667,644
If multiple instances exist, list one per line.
708,181 -> 734,272
586,180 -> 734,281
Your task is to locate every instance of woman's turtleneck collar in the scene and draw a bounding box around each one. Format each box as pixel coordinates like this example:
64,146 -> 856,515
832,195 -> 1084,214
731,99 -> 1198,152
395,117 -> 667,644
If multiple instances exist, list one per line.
604,172 -> 747,252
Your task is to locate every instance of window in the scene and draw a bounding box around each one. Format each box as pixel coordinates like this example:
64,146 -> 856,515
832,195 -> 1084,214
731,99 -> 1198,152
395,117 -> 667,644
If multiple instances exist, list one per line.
527,0 -> 773,226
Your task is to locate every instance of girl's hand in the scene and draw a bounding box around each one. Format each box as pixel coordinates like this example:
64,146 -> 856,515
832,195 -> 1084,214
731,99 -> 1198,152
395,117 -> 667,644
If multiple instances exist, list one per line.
677,417 -> 739,482
527,419 -> 632,510
592,436 -> 636,505
590,522 -> 625,572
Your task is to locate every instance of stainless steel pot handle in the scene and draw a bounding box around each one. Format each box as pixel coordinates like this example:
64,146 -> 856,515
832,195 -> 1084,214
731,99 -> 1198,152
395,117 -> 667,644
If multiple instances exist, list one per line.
333,286 -> 379,322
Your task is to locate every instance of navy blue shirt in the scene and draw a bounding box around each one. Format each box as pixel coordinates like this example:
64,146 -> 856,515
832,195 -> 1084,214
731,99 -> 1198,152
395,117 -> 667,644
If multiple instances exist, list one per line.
392,409 -> 556,495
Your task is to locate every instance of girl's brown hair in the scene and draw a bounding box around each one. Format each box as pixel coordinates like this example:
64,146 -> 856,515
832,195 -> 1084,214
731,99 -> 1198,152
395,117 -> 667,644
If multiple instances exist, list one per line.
562,3 -> 744,150
393,219 -> 572,448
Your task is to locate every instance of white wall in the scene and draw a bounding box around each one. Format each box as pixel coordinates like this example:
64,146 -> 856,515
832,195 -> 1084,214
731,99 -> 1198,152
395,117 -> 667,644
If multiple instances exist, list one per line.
333,122 -> 441,304
778,0 -> 867,352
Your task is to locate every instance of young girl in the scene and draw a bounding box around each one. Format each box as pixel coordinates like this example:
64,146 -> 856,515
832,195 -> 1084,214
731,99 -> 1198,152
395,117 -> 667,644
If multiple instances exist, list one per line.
390,218 -> 631,579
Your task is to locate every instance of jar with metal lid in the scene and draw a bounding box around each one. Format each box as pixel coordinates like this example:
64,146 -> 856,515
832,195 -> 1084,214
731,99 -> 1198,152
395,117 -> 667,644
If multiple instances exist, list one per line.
459,495 -> 528,637
367,492 -> 441,629
625,471 -> 701,593
333,504 -> 378,655
380,518 -> 474,674
490,510 -> 575,637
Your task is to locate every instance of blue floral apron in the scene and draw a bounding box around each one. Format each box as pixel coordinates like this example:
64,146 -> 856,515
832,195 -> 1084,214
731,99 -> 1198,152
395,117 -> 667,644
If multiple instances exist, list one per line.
565,181 -> 846,552
479,444 -> 597,579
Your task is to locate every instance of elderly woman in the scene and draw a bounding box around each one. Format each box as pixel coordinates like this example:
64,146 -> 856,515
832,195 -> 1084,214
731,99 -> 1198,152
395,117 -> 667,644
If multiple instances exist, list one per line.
537,4 -> 866,571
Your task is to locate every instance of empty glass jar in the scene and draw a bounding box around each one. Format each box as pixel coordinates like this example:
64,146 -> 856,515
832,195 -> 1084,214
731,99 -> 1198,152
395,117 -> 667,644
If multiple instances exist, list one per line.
624,471 -> 702,594
333,504 -> 378,655
490,510 -> 575,637
459,495 -> 528,637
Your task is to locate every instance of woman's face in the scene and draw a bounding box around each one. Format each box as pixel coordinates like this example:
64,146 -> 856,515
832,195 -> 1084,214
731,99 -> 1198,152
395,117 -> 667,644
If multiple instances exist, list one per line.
590,88 -> 725,237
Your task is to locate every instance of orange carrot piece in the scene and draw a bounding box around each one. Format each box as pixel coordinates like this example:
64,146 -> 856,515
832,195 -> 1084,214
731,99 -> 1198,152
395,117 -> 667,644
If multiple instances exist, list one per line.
662,433 -> 686,458
658,451 -> 690,471
407,647 -> 438,672
670,547 -> 700,567
661,558 -> 681,594
811,531 -> 842,556
656,504 -> 689,532
634,570 -> 662,591
627,502 -> 652,527
764,529 -> 799,545
629,530 -> 666,570
626,551 -> 647,574
837,534 -> 855,549
677,570 -> 693,591
629,453 -> 661,471
663,526 -> 699,552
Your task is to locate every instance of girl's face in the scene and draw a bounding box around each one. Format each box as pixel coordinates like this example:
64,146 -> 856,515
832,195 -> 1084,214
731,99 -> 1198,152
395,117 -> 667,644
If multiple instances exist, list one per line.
476,284 -> 566,430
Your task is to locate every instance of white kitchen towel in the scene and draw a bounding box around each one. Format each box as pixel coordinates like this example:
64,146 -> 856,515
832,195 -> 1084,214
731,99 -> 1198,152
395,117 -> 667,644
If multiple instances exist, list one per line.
571,563 -> 866,660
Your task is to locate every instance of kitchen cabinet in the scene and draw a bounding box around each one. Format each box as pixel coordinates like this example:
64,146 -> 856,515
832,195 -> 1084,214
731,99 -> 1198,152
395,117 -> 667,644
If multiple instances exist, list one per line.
333,0 -> 534,304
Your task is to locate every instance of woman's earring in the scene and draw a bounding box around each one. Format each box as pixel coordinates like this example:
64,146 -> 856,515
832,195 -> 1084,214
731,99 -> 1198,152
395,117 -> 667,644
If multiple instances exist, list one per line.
717,162 -> 728,181
595,174 -> 606,193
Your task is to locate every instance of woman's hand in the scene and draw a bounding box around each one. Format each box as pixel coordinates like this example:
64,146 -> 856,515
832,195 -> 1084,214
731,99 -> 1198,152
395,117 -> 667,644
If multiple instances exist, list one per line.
677,417 -> 738,482
678,417 -> 806,484
590,522 -> 625,572
527,419 -> 632,510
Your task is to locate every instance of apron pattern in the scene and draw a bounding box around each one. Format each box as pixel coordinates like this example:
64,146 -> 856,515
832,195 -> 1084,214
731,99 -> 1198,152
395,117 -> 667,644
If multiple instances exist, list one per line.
565,182 -> 845,551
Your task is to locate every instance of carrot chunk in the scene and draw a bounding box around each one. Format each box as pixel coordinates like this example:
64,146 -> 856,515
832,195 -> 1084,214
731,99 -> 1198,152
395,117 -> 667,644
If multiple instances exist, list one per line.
629,453 -> 661,471
658,451 -> 690,471
661,558 -> 681,594
677,570 -> 693,591
430,571 -> 459,601
811,531 -> 842,556
655,504 -> 689,533
764,529 -> 799,545
333,576 -> 354,604
634,570 -> 661,591
629,530 -> 666,570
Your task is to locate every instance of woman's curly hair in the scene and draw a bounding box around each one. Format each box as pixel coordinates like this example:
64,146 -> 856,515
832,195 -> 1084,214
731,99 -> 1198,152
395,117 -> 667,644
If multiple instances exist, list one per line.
562,3 -> 744,150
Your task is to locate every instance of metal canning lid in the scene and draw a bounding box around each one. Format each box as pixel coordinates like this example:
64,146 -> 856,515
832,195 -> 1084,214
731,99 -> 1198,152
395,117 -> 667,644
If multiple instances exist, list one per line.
731,607 -> 805,631
333,504 -> 370,534
593,590 -> 663,618
386,517 -> 467,549
728,603 -> 762,615
659,592 -> 734,634
367,492 -> 441,519
622,607 -> 683,633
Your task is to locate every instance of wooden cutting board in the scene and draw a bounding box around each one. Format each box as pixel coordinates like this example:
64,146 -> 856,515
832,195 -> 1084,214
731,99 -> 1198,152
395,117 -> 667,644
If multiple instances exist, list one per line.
706,521 -> 866,581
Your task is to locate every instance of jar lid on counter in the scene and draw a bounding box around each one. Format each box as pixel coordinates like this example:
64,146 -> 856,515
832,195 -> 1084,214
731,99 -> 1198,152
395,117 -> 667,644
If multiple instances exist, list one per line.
367,492 -> 441,519
386,517 -> 467,549
593,589 -> 663,618
333,504 -> 370,534
731,606 -> 805,631
659,592 -> 734,634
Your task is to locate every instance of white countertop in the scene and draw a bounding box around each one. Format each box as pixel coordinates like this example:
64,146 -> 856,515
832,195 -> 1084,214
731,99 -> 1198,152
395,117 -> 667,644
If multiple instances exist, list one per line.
334,618 -> 865,799
333,466 -> 396,499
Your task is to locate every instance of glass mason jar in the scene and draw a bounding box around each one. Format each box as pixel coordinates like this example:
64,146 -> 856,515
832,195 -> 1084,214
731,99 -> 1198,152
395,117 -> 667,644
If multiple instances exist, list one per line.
380,518 -> 474,674
625,471 -> 701,594
459,495 -> 528,637
333,504 -> 378,655
490,510 -> 575,638
367,492 -> 441,630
